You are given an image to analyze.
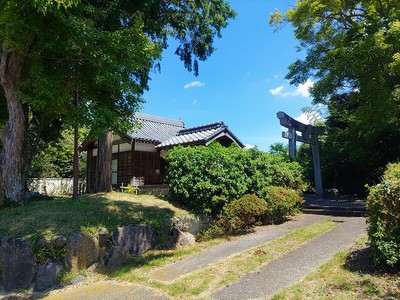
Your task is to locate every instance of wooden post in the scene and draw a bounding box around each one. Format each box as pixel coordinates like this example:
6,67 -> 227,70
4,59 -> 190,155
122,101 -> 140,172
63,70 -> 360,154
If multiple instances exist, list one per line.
72,89 -> 79,201
288,127 -> 297,158
311,134 -> 323,196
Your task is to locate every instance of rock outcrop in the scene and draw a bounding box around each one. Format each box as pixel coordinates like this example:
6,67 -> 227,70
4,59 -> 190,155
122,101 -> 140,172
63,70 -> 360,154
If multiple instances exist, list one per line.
0,238 -> 37,291
104,246 -> 129,268
112,225 -> 158,255
170,227 -> 196,248
35,259 -> 63,291
65,232 -> 99,272
0,216 -> 206,292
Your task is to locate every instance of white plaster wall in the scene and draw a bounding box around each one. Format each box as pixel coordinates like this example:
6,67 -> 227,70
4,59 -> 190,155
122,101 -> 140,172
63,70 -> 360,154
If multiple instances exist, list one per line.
135,142 -> 156,152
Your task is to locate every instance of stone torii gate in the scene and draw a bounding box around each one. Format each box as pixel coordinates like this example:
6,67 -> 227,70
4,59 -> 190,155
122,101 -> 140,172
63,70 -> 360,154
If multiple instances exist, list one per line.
277,111 -> 325,196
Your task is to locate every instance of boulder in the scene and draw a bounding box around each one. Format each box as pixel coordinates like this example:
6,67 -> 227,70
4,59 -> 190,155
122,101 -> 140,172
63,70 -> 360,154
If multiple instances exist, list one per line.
170,227 -> 196,248
171,214 -> 211,235
54,235 -> 67,249
0,238 -> 37,291
70,274 -> 85,285
34,259 -> 63,292
37,237 -> 53,249
98,230 -> 110,248
104,246 -> 128,268
65,232 -> 99,272
112,225 -> 158,255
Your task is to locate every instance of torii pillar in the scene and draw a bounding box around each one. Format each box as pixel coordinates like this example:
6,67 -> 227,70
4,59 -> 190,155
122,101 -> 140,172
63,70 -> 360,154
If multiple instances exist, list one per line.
277,111 -> 325,196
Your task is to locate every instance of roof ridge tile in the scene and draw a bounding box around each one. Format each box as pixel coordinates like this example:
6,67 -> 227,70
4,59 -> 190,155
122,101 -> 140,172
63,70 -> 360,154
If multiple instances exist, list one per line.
178,121 -> 225,135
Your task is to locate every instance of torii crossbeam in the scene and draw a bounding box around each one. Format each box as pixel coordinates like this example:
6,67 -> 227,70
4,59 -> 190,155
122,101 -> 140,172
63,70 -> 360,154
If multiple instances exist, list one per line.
277,111 -> 325,196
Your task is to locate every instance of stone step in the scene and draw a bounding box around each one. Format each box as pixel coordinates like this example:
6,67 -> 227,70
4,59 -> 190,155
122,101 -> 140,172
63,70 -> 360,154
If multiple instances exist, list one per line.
303,207 -> 366,217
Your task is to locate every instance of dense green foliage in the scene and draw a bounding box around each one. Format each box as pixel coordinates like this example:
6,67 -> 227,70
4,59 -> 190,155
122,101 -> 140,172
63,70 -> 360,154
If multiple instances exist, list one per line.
197,194 -> 267,241
262,186 -> 305,224
166,143 -> 248,214
30,129 -> 86,178
248,148 -> 306,197
166,143 -> 305,214
197,190 -> 304,241
1,0 -> 236,134
0,0 -> 236,203
367,163 -> 400,270
271,0 -> 400,193
218,194 -> 267,234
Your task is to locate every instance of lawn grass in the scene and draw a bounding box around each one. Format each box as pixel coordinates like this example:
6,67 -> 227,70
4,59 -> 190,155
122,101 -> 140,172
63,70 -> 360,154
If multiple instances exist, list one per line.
0,192 -> 189,242
271,236 -> 400,300
108,219 -> 338,299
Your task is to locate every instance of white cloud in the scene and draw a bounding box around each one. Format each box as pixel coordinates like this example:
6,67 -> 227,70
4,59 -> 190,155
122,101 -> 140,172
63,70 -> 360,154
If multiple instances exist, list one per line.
184,81 -> 205,89
291,79 -> 314,98
192,99 -> 198,105
244,144 -> 255,149
269,86 -> 284,95
294,113 -> 312,125
295,110 -> 324,125
269,79 -> 314,98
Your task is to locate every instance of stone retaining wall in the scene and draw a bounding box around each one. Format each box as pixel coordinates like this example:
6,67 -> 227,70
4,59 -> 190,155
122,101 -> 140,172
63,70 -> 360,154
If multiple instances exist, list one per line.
0,215 -> 210,292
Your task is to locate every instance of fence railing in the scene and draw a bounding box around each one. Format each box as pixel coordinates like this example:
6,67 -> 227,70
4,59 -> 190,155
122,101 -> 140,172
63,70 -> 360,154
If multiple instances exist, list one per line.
28,178 -> 86,196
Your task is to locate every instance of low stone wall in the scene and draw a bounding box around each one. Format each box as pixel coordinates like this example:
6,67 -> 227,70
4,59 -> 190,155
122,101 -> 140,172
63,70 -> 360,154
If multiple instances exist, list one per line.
0,214 -> 210,292
28,178 -> 86,196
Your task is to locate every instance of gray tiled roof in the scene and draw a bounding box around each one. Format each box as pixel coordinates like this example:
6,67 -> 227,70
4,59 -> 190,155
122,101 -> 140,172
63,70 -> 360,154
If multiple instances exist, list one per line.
127,113 -> 244,149
156,122 -> 228,148
127,113 -> 185,143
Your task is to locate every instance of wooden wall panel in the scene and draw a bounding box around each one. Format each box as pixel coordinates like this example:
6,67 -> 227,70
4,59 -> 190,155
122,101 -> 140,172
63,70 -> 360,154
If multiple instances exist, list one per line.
86,148 -> 166,190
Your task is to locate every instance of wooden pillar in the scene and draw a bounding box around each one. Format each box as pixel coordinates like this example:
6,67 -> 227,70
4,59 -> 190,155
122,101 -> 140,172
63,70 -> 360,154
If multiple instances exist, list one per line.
86,149 -> 92,192
288,127 -> 297,158
72,89 -> 79,200
311,134 -> 323,196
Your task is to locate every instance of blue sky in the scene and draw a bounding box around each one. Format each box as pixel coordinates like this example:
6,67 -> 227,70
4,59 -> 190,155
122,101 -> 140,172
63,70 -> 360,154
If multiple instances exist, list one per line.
142,0 -> 314,151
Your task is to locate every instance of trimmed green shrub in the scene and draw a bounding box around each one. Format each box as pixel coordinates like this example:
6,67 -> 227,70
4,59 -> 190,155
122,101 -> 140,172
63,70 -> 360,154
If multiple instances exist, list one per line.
262,186 -> 305,224
367,163 -> 400,270
166,143 -> 250,214
245,148 -> 306,194
218,194 -> 267,234
166,143 -> 305,215
197,194 -> 267,241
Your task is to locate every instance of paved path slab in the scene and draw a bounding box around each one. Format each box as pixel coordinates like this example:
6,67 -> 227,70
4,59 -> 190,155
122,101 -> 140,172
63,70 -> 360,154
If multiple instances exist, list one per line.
212,216 -> 367,300
149,214 -> 329,282
42,281 -> 171,300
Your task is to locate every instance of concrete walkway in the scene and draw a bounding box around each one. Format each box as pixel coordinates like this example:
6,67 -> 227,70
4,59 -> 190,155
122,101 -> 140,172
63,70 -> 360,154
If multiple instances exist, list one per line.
40,214 -> 367,300
43,281 -> 170,300
212,216 -> 367,300
149,214 -> 327,282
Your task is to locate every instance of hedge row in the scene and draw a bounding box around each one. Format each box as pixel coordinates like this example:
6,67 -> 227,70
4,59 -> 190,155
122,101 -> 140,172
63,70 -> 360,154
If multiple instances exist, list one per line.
197,192 -> 304,241
165,143 -> 306,215
367,163 -> 400,270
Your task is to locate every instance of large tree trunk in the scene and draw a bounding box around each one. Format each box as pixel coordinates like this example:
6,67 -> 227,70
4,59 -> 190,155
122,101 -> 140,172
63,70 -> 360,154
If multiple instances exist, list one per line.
94,131 -> 113,192
0,44 -> 29,204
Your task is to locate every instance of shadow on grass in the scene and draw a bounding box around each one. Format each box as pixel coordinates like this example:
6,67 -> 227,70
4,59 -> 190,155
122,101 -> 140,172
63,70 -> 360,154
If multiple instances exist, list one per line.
345,246 -> 397,275
102,251 -> 176,278
344,245 -> 400,299
0,193 -> 177,242
162,194 -> 201,215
